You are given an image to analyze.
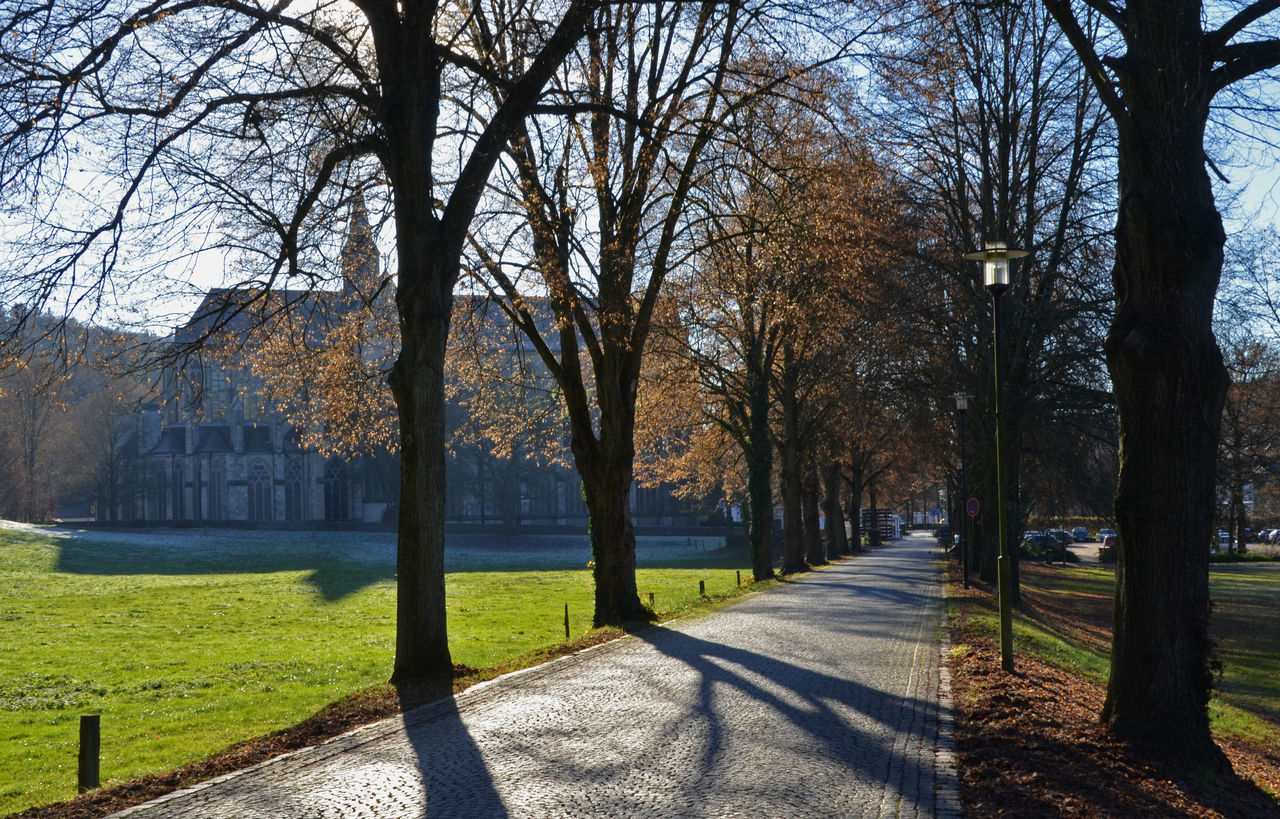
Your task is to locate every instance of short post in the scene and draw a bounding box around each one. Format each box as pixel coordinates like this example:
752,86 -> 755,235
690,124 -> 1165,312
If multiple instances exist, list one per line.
563,603 -> 570,640
78,714 -> 100,793
648,592 -> 655,607
699,580 -> 706,596
736,570 -> 741,587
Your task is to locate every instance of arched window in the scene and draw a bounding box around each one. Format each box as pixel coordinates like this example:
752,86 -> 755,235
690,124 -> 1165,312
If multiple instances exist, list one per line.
284,458 -> 304,521
209,458 -> 226,520
324,458 -> 350,521
248,459 -> 273,522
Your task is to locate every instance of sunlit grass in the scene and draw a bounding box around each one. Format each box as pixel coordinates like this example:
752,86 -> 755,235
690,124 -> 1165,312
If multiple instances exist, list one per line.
0,528 -> 750,815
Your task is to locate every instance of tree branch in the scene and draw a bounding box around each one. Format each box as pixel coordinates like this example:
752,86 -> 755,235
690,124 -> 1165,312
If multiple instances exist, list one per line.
1211,37 -> 1280,93
1041,0 -> 1128,129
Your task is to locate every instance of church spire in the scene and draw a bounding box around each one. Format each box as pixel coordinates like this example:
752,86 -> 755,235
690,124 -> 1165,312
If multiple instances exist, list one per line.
341,189 -> 378,298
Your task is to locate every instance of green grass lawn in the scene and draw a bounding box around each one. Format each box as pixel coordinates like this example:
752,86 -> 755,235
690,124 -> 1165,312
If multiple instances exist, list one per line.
0,528 -> 750,815
953,561 -> 1280,751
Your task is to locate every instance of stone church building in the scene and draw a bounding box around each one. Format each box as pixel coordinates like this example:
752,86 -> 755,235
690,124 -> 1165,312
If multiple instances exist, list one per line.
110,198 -> 395,525
106,199 -> 702,529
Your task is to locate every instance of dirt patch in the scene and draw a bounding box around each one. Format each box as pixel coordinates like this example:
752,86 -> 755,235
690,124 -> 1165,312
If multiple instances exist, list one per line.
950,566 -> 1280,817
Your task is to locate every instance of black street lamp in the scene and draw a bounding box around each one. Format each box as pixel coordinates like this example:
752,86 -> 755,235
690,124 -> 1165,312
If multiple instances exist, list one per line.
953,392 -> 972,590
964,239 -> 1027,674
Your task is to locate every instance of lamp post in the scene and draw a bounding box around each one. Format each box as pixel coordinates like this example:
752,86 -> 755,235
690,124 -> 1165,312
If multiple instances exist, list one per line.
964,239 -> 1027,673
953,392 -> 972,590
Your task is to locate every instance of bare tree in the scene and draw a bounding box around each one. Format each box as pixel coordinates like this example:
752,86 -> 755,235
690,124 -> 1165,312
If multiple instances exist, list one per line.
871,1 -> 1115,593
1044,0 -> 1280,760
467,2 -> 845,624
0,0 -> 601,681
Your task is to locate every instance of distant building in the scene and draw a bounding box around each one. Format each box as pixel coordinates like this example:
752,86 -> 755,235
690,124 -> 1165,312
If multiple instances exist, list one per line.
107,196 -> 394,524
104,201 -> 704,529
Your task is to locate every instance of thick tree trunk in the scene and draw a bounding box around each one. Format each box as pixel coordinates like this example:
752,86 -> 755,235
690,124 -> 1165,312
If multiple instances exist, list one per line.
745,426 -> 775,581
745,350 -> 775,581
824,462 -> 846,557
581,465 -> 644,626
847,455 -> 864,553
388,269 -> 453,681
1102,92 -> 1228,762
567,343 -> 647,627
778,340 -> 806,573
803,457 -> 825,566
779,435 -> 806,573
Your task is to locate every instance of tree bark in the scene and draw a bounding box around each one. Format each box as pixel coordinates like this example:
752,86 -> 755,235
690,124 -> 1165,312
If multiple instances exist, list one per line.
568,340 -> 647,627
388,262 -> 454,680
803,456 -> 825,566
745,388 -> 775,581
779,343 -> 806,573
868,478 -> 880,549
824,462 -> 846,557
847,453 -> 865,554
779,435 -> 805,573
1101,79 -> 1228,761
581,463 -> 644,626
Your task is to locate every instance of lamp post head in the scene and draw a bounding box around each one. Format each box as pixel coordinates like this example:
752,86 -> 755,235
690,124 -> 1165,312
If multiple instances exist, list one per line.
953,392 -> 972,413
964,240 -> 1028,298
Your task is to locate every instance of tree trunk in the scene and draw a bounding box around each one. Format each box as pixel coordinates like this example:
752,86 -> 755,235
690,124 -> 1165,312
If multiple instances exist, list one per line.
779,435 -> 805,573
745,342 -> 775,581
581,465 -> 644,626
824,462 -> 846,558
566,342 -> 647,626
847,455 -> 864,553
868,478 -> 880,549
1004,426 -> 1022,604
779,345 -> 806,574
803,457 -> 825,566
745,418 -> 775,582
1229,485 -> 1246,555
1102,87 -> 1228,762
388,266 -> 453,681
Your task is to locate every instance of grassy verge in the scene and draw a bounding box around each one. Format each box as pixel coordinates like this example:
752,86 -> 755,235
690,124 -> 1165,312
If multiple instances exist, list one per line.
948,560 -> 1280,796
0,528 -> 755,816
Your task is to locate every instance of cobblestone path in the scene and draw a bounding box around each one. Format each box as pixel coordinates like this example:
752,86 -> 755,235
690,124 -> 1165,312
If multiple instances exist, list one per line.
115,532 -> 957,818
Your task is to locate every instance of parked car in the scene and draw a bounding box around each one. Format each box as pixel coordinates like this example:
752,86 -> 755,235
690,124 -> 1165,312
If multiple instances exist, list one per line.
1097,528 -> 1117,541
1099,534 -> 1117,562
1071,526 -> 1089,542
1047,529 -> 1074,546
1022,531 -> 1049,551
1045,529 -> 1073,561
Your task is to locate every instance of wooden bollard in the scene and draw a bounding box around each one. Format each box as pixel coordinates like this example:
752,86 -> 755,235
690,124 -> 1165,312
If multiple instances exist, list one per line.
564,603 -> 570,640
737,570 -> 742,587
78,714 -> 100,793
699,580 -> 706,596
648,592 -> 655,607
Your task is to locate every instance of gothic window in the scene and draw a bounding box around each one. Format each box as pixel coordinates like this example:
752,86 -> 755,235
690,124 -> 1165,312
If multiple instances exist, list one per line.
248,459 -> 273,522
323,458 -> 350,521
284,458 -> 304,521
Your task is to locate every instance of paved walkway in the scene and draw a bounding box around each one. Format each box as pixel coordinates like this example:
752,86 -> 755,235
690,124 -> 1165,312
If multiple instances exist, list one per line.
115,532 -> 957,818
